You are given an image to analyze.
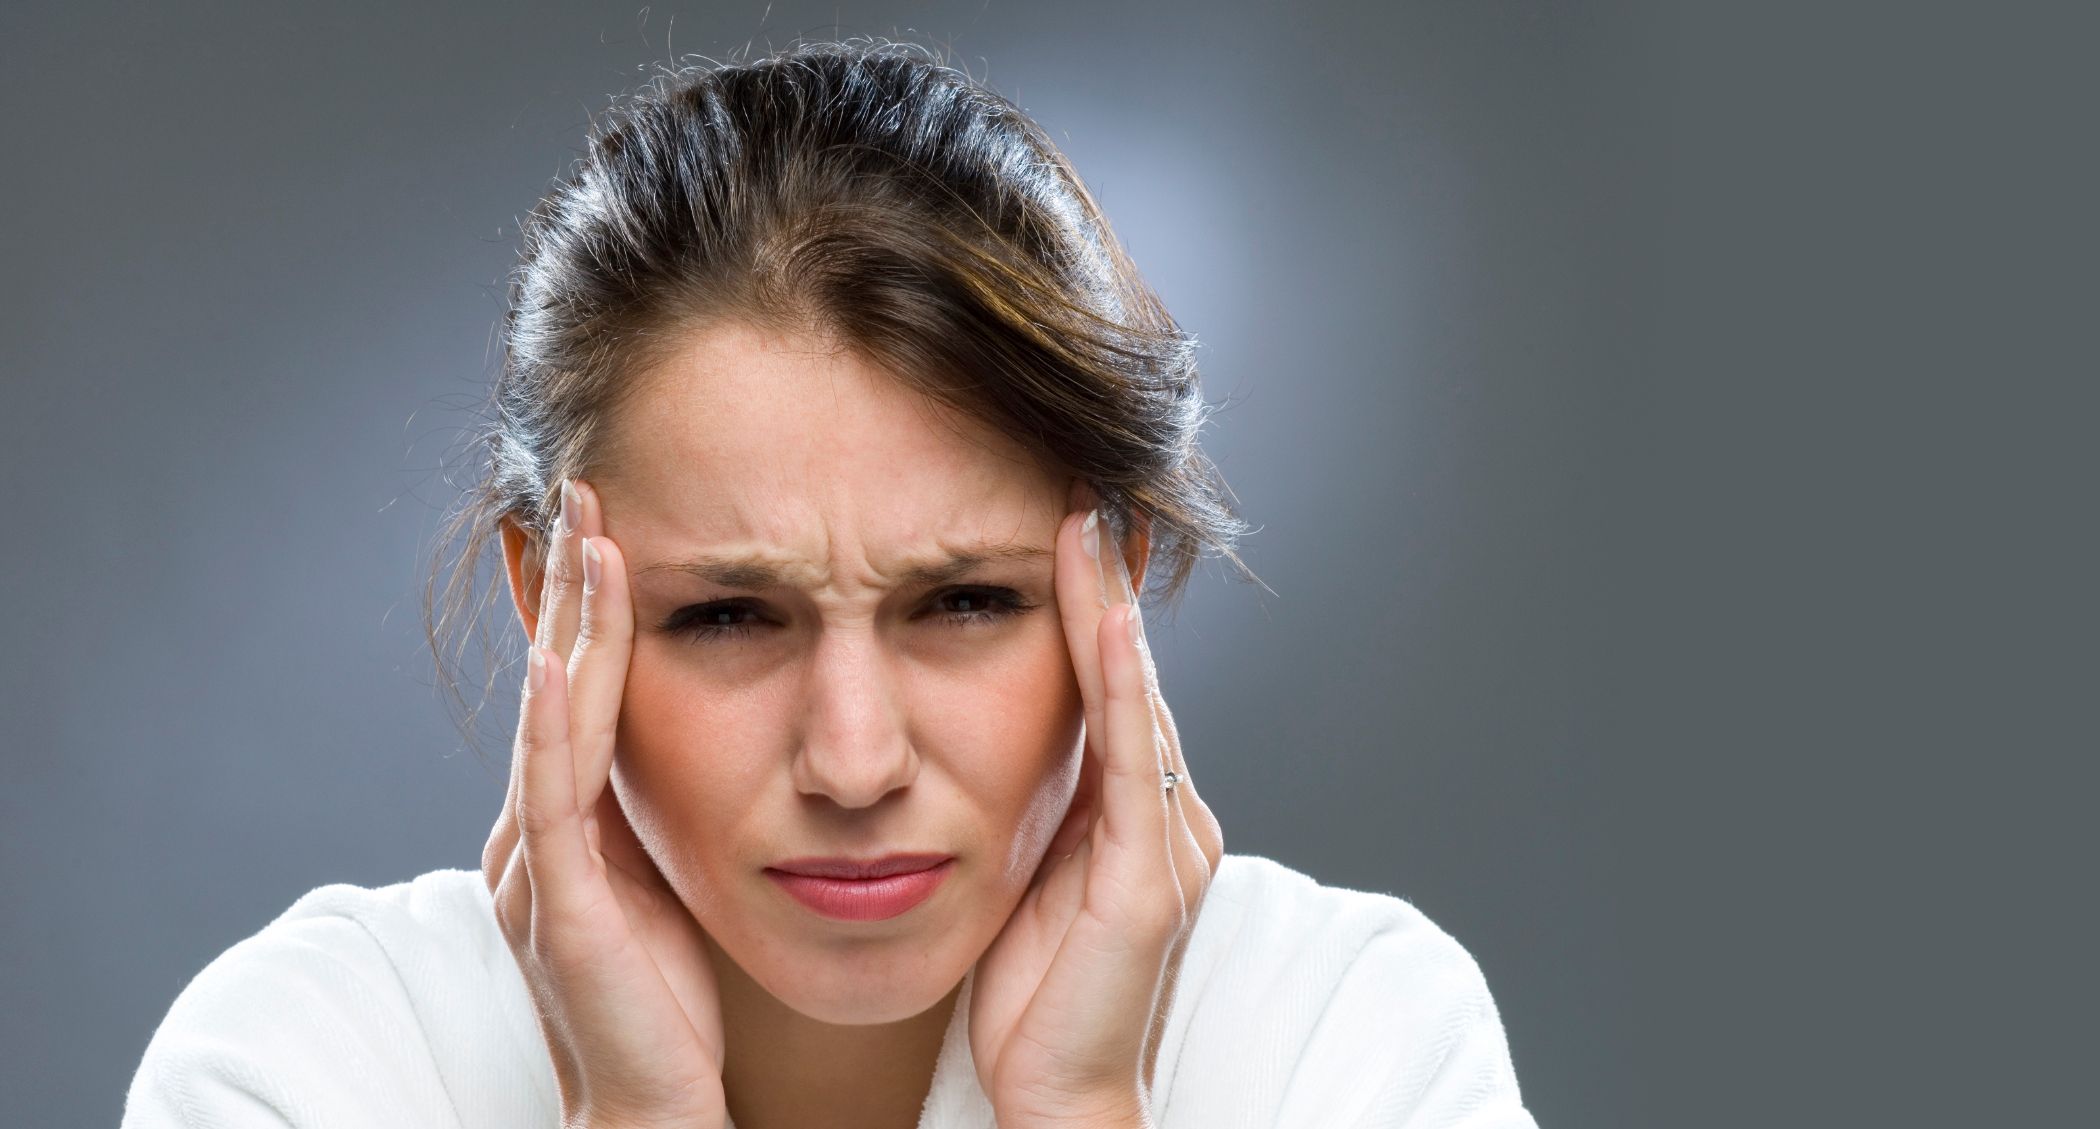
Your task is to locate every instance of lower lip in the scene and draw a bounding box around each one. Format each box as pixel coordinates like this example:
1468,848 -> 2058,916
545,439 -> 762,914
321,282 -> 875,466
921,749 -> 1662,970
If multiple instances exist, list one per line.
765,860 -> 955,921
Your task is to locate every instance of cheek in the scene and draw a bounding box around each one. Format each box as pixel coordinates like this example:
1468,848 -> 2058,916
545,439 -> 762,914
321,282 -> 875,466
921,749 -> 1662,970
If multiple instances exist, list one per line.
609,651 -> 776,897
944,633 -> 1086,881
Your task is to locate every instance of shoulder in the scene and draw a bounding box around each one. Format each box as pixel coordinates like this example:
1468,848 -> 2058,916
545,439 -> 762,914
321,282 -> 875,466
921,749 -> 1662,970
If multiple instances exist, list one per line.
158,867 -> 506,1032
1177,853 -> 1496,1037
1156,853 -> 1537,1128
123,869 -> 554,1129
1198,852 -> 1456,970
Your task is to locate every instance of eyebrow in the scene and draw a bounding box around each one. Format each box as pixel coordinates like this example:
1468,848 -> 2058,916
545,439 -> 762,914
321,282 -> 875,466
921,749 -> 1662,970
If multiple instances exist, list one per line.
630,542 -> 1054,592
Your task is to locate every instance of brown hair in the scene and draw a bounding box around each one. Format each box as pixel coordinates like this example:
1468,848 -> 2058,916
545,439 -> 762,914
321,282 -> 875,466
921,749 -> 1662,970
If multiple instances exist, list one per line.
423,37 -> 1263,757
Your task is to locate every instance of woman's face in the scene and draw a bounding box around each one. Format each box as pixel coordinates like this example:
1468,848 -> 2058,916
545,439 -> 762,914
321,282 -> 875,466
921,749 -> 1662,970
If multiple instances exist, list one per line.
578,321 -> 1092,1025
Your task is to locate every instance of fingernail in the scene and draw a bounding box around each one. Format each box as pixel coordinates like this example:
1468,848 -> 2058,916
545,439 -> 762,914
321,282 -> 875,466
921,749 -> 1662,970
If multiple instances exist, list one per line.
558,479 -> 578,535
1109,531 -> 1136,605
527,646 -> 546,692
1080,508 -> 1100,560
1092,519 -> 1123,612
581,537 -> 601,593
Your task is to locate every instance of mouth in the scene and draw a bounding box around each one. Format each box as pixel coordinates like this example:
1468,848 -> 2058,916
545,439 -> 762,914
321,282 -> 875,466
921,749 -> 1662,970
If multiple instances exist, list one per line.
767,853 -> 955,879
764,854 -> 956,922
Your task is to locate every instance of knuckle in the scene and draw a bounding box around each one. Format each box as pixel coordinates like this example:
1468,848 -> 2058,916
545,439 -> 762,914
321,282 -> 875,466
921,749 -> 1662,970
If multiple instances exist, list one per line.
515,795 -> 567,836
482,815 -> 521,888
540,561 -> 573,608
1188,851 -> 1216,898
481,837 -> 506,890
1138,886 -> 1186,938
515,717 -> 553,756
491,873 -> 527,944
1158,897 -> 1191,940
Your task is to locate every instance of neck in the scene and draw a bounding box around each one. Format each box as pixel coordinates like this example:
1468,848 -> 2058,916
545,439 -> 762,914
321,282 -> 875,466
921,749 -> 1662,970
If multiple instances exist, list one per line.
705,934 -> 960,1129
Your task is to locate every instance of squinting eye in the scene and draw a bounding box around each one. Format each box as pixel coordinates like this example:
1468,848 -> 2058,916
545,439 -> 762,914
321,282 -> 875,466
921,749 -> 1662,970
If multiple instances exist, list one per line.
663,587 -> 1037,645
662,598 -> 767,643
930,586 -> 1036,628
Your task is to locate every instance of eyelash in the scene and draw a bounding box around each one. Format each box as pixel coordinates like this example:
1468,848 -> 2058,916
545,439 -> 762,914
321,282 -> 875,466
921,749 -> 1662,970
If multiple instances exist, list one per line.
661,586 -> 1037,644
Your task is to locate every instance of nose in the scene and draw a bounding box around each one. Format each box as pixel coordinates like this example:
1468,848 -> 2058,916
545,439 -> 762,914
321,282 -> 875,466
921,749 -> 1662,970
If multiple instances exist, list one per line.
790,628 -> 918,809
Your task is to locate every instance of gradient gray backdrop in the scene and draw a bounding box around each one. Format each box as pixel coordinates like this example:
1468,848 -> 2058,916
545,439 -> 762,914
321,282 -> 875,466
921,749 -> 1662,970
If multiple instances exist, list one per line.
4,2 -> 2089,1127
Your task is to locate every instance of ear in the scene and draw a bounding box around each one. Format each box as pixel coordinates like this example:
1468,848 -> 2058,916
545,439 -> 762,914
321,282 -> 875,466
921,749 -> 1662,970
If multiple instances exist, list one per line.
1123,511 -> 1154,596
1065,476 -> 1156,596
499,518 -> 546,642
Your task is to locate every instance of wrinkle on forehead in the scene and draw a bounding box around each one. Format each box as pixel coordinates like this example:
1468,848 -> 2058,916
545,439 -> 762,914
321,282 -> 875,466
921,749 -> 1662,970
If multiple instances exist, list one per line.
593,321 -> 1067,596
630,529 -> 1055,595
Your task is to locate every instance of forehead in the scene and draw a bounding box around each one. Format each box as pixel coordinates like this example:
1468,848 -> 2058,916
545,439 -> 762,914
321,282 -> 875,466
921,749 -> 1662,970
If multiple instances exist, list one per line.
593,322 -> 1064,587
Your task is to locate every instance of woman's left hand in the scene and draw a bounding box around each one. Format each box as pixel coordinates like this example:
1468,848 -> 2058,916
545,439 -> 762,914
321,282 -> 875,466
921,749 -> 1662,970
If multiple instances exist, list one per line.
970,488 -> 1226,1129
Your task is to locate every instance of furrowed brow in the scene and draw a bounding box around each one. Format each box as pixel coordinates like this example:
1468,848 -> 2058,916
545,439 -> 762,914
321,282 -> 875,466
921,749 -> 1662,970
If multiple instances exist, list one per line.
893,544 -> 1054,588
631,543 -> 1052,591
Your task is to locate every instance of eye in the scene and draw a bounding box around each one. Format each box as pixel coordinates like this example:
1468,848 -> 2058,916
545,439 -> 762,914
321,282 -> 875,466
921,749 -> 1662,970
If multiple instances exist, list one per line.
661,597 -> 769,643
662,586 -> 1037,644
929,586 -> 1036,629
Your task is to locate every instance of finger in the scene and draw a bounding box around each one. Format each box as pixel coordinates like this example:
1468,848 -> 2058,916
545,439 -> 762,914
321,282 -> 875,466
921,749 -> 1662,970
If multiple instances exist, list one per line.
491,651 -> 544,939
1055,490 -> 1153,772
557,477 -> 610,666
1056,487 -> 1214,910
1052,498 -> 1132,872
1053,498 -> 1112,766
489,477 -> 606,889
493,808 -> 532,942
1096,525 -> 1202,880
485,685 -> 531,894
1094,513 -> 1158,765
1113,596 -> 1208,914
566,527 -> 634,817
534,478 -> 589,659
1154,692 -> 1224,874
1136,632 -> 1223,876
515,643 -> 596,911
1146,918 -> 1196,1091
1093,602 -> 1177,918
1096,516 -> 1222,879
1059,493 -> 1215,1098
485,736 -> 523,893
1061,492 -> 1205,901
1117,616 -> 1218,1099
484,634 -> 540,894
493,478 -> 584,887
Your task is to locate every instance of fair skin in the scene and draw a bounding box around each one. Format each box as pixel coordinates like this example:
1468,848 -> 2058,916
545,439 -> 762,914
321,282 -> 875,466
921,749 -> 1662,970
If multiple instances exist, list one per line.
491,320 -> 1222,1129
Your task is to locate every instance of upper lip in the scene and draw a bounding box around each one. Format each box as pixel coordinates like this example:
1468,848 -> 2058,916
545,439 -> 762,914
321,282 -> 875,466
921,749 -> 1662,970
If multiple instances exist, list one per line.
768,853 -> 954,879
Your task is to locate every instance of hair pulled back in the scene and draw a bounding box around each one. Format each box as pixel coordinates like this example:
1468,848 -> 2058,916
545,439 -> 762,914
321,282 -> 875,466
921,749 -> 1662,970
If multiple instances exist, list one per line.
425,37 -> 1259,754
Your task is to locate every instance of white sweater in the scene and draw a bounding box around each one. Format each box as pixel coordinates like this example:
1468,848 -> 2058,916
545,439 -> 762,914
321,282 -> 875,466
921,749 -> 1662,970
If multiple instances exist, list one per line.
122,853 -> 1539,1129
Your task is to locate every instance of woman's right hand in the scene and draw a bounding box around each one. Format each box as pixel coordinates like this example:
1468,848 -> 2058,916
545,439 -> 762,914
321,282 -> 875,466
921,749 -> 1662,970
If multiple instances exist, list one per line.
481,477 -> 728,1129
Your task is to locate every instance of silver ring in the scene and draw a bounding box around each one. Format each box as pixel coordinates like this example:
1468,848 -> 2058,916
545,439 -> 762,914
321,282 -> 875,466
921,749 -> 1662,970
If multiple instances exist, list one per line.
1161,769 -> 1180,794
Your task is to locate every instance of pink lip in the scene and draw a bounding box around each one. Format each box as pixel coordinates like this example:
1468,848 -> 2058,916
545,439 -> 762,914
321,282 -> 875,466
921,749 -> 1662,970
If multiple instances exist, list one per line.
765,857 -> 955,921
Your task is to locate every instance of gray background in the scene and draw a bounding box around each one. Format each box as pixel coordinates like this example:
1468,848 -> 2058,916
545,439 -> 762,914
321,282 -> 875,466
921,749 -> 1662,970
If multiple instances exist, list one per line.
3,2 -> 2090,1126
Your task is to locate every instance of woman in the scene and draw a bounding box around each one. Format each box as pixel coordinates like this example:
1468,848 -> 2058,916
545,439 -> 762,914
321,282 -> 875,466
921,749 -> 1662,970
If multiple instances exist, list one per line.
123,39 -> 1537,1129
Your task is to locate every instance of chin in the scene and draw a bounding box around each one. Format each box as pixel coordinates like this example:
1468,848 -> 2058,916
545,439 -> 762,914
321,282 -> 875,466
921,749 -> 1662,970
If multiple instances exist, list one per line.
756,939 -> 970,1025
720,867 -> 993,1025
